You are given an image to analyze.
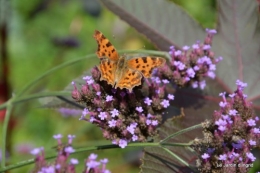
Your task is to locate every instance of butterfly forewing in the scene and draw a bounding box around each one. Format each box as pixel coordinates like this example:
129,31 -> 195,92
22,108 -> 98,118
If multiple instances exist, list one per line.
93,30 -> 119,61
98,58 -> 117,86
127,56 -> 166,78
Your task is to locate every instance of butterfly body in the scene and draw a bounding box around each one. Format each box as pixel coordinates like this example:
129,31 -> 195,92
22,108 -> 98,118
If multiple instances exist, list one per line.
94,30 -> 165,92
114,57 -> 129,84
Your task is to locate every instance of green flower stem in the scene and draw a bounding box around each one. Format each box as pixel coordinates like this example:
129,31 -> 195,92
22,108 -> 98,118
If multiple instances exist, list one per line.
0,91 -> 70,110
0,142 -> 160,172
127,142 -> 159,147
161,146 -> 197,172
160,124 -> 202,143
161,146 -> 189,166
16,55 -> 94,97
13,91 -> 71,105
0,101 -> 7,110
161,142 -> 191,147
1,98 -> 14,168
0,158 -> 49,172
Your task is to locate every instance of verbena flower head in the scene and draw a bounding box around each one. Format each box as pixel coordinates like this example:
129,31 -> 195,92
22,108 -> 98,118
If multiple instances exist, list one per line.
84,153 -> 110,173
191,80 -> 259,173
158,29 -> 221,89
31,134 -> 111,173
72,65 -> 173,148
31,134 -> 77,173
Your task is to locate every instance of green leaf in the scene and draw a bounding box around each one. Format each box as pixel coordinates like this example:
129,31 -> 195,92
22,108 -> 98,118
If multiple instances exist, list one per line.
99,0 -> 205,50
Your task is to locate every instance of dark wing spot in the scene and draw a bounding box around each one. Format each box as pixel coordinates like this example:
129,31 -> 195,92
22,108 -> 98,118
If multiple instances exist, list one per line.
141,70 -> 145,73
108,70 -> 112,74
142,57 -> 147,63
111,49 -> 115,53
103,45 -> 105,48
142,66 -> 145,68
135,59 -> 139,64
101,35 -> 105,40
125,77 -> 129,80
107,61 -> 110,66
102,53 -> 105,56
106,42 -> 112,47
136,65 -> 140,69
108,53 -> 111,57
131,72 -> 135,76
152,58 -> 157,65
105,49 -> 107,52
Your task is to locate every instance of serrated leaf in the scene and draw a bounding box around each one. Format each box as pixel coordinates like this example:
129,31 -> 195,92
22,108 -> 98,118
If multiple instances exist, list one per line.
140,85 -> 222,172
141,118 -> 199,173
213,0 -> 260,101
99,0 -> 205,50
140,0 -> 260,172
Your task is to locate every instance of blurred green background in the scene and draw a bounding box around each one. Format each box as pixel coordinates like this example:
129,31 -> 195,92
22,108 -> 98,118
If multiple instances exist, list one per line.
0,0 -> 216,172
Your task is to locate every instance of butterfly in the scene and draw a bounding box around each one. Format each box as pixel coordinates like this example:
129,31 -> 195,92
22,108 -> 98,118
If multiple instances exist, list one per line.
93,30 -> 166,92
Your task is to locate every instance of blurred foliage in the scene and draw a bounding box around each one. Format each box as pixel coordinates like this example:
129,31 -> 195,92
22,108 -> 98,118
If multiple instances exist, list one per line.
172,0 -> 216,28
1,0 -> 217,172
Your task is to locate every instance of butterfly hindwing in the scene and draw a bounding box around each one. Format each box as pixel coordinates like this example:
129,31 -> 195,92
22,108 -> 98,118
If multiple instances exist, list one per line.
115,68 -> 142,92
127,56 -> 166,78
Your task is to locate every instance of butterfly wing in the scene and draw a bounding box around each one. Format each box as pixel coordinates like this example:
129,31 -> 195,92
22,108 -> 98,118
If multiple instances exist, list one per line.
93,30 -> 119,61
115,68 -> 142,92
98,58 -> 117,86
127,56 -> 166,78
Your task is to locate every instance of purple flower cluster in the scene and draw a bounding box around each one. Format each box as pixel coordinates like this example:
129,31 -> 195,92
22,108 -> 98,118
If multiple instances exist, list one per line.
157,29 -> 222,89
72,67 -> 174,148
84,153 -> 110,173
30,134 -> 111,173
31,134 -> 77,173
192,80 -> 259,173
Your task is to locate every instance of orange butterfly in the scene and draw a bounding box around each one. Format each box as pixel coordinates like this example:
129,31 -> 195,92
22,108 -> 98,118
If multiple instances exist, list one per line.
93,30 -> 165,92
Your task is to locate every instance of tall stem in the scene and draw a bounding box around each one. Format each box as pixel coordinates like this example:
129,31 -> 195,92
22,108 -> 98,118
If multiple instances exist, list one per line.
0,0 -> 12,168
1,100 -> 13,168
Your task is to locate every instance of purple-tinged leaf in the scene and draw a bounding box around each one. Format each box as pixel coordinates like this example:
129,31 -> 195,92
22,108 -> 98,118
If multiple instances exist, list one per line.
213,0 -> 260,101
99,0 -> 205,50
141,118 -> 199,173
